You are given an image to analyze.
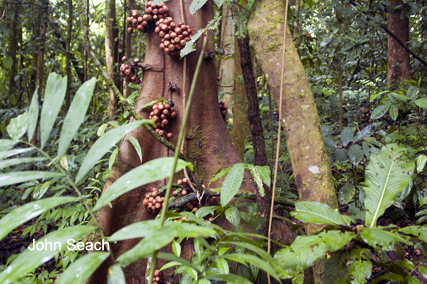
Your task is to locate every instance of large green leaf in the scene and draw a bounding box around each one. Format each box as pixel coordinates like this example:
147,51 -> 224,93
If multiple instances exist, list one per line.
292,201 -> 354,226
57,78 -> 97,159
217,259 -> 229,274
0,197 -> 79,240
205,273 -> 252,284
335,148 -> 348,163
76,120 -> 152,185
340,127 -> 353,147
359,226 -> 412,250
353,124 -> 376,143
370,104 -> 389,120
225,205 -> 241,227
0,157 -> 47,170
109,220 -> 215,241
0,148 -> 34,160
0,139 -> 19,152
349,248 -> 371,284
107,264 -> 126,284
221,163 -> 245,207
93,157 -> 192,211
398,226 -> 427,243
275,231 -> 356,276
0,171 -> 64,187
0,226 -> 96,284
338,184 -> 355,205
56,252 -> 109,284
364,144 -> 415,227
348,144 -> 364,166
246,164 -> 264,197
414,98 -> 427,109
416,155 -> 427,172
40,73 -> 68,149
222,253 -> 282,281
126,136 -> 143,163
27,88 -> 39,141
7,113 -> 28,140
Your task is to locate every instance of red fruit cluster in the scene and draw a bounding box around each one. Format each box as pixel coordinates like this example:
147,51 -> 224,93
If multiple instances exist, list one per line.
143,188 -> 165,214
126,1 -> 170,35
119,57 -> 142,84
219,100 -> 228,119
149,100 -> 177,138
155,18 -> 192,57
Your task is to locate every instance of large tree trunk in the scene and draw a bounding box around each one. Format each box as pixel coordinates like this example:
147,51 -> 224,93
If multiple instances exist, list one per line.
105,0 -> 118,119
387,0 -> 411,84
248,0 -> 338,282
8,0 -> 19,109
65,0 -> 73,110
123,0 -> 134,98
29,3 -> 42,101
91,2 -> 259,282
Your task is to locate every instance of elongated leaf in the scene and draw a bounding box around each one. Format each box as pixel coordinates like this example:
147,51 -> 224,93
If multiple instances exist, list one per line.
348,144 -> 364,166
324,136 -> 337,149
0,148 -> 34,160
33,181 -> 52,199
217,259 -> 229,274
407,86 -> 420,99
206,273 -> 252,284
0,157 -> 47,170
292,201 -> 354,226
7,113 -> 28,140
0,197 -> 79,240
0,139 -> 18,152
76,121 -> 151,185
40,73 -> 68,149
364,144 -> 415,227
190,0 -> 208,14
27,88 -> 39,141
94,157 -> 191,211
221,163 -> 245,207
225,205 -> 241,227
246,164 -> 264,197
109,220 -> 215,241
398,226 -> 427,243
0,226 -> 96,284
349,248 -> 371,284
172,240 -> 181,257
338,184 -> 355,205
340,127 -> 353,147
353,124 -> 376,143
157,252 -> 200,272
256,165 -> 270,187
195,206 -> 217,218
370,104 -> 389,120
389,106 -> 399,121
209,166 -> 232,185
127,136 -> 143,163
416,155 -> 427,172
362,142 -> 379,158
57,78 -> 96,159
0,171 -> 64,187
359,227 -> 412,250
108,264 -> 126,284
56,252 -> 109,284
414,98 -> 427,109
275,231 -> 356,276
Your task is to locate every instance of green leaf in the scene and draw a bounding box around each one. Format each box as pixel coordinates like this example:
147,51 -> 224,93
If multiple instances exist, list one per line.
362,142 -> 380,159
76,120 -> 152,185
340,127 -> 354,147
398,226 -> 427,243
107,265 -> 126,284
416,155 -> 427,172
209,167 -> 232,185
127,136 -> 143,163
156,252 -> 200,272
246,164 -> 264,196
0,148 -> 34,160
414,98 -> 427,109
256,165 -> 271,187
40,73 -> 68,149
27,88 -> 39,141
371,273 -> 403,284
180,29 -> 204,58
0,171 -> 64,187
348,145 -> 364,166
57,78 -> 96,159
0,197 -> 79,240
0,139 -> 19,152
349,248 -> 371,284
0,157 -> 47,170
225,205 -> 241,227
359,227 -> 412,250
139,98 -> 167,112
185,266 -> 198,280
195,206 -> 217,218
172,240 -> 181,257
222,253 -> 282,282
221,163 -> 245,207
2,57 -> 13,68
417,266 -> 427,278
324,137 -> 337,148
206,273 -> 252,284
407,276 -> 421,284
97,123 -> 108,137
292,201 -> 353,226
304,0 -> 314,7
7,113 -> 28,140
33,181 -> 52,199
56,252 -> 109,284
217,259 -> 229,274
335,148 -> 348,163
109,220 -> 216,241
388,92 -> 408,103
60,155 -> 68,171
371,104 -> 390,120
407,86 -> 420,99
338,184 -> 355,205
389,106 -> 399,121
214,0 -> 225,8
364,144 -> 415,227
93,157 -> 191,211
0,226 -> 96,284
275,231 -> 356,275
353,124 -> 376,143
189,0 -> 208,14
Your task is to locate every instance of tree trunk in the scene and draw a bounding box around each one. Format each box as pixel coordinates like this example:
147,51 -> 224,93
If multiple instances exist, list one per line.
8,0 -> 19,109
91,2 -> 259,282
105,0 -> 118,119
248,0 -> 338,282
387,0 -> 411,84
123,0 -> 134,98
65,0 -> 73,110
218,5 -> 234,109
232,38 -> 247,160
338,60 -> 343,130
293,0 -> 301,47
29,2 -> 42,101
84,0 -> 89,82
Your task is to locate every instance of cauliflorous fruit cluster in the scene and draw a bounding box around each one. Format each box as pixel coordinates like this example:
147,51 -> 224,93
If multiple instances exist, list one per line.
148,100 -> 177,138
155,17 -> 192,57
219,100 -> 228,120
143,188 -> 165,214
119,56 -> 142,84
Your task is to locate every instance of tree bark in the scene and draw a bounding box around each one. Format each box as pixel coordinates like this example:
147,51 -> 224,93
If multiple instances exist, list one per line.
218,5 -> 234,109
248,0 -> 338,282
84,0 -> 89,82
105,0 -> 119,119
293,0 -> 301,47
338,60 -> 343,130
123,0 -> 134,98
29,1 -> 42,101
387,0 -> 411,84
65,0 -> 73,110
8,0 -> 19,109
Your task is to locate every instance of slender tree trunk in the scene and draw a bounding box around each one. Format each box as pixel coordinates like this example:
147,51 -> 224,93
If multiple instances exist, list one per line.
8,0 -> 20,109
232,38 -> 247,160
338,60 -> 343,130
218,5 -> 234,109
387,0 -> 411,84
105,0 -> 118,119
248,1 -> 338,282
293,0 -> 301,47
18,0 -> 23,109
84,0 -> 89,82
65,0 -> 73,110
123,0 -> 134,98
